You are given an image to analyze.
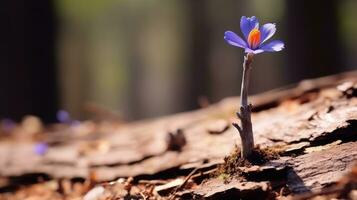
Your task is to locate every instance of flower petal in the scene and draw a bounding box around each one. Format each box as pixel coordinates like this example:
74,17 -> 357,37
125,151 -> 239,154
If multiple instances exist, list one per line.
224,31 -> 247,48
260,23 -> 276,44
34,143 -> 49,155
260,40 -> 284,52
244,48 -> 264,54
240,16 -> 259,40
252,49 -> 264,54
244,48 -> 254,53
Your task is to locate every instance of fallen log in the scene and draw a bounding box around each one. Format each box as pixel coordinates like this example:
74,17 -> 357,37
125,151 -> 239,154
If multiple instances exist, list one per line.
0,71 -> 356,200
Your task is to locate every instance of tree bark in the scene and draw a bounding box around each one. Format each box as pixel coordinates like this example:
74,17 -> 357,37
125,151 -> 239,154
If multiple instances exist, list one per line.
0,71 -> 356,200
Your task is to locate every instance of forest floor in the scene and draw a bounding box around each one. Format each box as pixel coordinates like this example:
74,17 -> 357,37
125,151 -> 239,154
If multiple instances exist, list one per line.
0,71 -> 356,200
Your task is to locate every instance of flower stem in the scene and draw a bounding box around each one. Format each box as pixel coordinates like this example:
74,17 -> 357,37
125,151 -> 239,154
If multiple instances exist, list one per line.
232,53 -> 254,158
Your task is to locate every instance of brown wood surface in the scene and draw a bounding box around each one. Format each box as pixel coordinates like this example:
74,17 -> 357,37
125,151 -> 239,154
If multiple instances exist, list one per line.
0,71 -> 356,199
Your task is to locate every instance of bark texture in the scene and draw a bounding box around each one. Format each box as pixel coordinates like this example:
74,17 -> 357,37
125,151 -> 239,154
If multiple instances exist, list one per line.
0,71 -> 356,199
233,53 -> 254,158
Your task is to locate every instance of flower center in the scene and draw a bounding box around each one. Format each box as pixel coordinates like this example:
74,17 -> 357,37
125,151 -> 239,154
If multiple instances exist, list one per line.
247,28 -> 261,49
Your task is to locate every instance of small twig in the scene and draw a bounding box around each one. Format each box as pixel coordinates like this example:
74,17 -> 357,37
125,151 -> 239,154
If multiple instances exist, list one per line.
233,53 -> 255,158
139,180 -> 168,185
169,167 -> 200,200
236,112 -> 242,120
190,168 -> 217,179
232,123 -> 242,134
139,192 -> 147,200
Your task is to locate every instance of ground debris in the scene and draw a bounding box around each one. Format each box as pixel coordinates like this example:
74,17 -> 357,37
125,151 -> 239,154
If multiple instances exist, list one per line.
166,129 -> 187,151
216,146 -> 280,181
154,178 -> 185,196
178,178 -> 270,200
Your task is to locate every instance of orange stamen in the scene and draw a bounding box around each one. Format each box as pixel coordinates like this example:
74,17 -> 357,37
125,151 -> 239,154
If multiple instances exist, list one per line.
247,28 -> 261,49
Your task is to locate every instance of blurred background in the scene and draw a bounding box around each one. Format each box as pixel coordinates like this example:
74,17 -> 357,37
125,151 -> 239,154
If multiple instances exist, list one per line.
0,0 -> 356,122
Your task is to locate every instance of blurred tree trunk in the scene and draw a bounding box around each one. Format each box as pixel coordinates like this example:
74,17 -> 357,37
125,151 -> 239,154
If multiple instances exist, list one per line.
0,0 -> 58,122
185,0 -> 211,109
286,0 -> 344,82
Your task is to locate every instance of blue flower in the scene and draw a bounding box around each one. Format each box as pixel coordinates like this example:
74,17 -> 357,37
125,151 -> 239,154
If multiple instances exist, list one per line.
56,110 -> 71,123
34,143 -> 48,156
224,16 -> 284,54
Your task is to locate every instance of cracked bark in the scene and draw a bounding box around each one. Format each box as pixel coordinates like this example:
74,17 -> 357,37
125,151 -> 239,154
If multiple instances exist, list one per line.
0,71 -> 356,200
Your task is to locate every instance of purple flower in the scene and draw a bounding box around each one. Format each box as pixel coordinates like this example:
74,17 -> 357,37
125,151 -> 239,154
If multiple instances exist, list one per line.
1,119 -> 16,132
34,143 -> 48,156
57,110 -> 71,123
224,16 -> 284,54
